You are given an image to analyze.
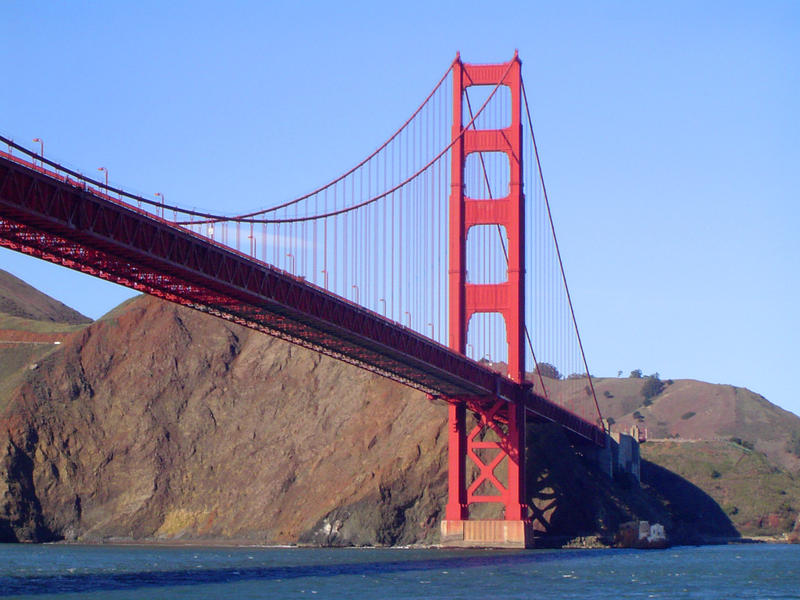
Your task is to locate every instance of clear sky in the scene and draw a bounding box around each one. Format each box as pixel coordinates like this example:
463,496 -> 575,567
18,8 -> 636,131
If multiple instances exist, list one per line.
2,2 -> 798,416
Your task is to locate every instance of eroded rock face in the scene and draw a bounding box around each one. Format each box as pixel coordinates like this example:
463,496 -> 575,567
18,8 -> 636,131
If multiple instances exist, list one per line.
0,428 -> 54,542
0,295 -> 449,544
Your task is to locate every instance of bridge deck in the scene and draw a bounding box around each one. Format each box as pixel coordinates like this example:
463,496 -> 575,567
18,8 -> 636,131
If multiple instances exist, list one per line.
0,153 -> 603,445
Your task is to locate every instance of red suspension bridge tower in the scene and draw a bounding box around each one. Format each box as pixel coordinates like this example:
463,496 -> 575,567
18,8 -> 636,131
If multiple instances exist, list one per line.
442,53 -> 534,547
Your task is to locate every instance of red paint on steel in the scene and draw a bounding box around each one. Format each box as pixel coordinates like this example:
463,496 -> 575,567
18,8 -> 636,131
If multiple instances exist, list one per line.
446,53 -> 530,522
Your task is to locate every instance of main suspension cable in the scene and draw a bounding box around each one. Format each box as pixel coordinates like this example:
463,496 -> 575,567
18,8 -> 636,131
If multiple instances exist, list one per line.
176,59 -> 516,225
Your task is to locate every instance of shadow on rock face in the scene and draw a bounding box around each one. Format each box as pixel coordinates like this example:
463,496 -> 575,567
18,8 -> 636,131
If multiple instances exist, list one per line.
525,423 -> 740,544
641,459 -> 740,542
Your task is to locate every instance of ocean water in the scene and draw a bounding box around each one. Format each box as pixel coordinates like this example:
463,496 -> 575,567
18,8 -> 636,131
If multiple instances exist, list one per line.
0,543 -> 798,599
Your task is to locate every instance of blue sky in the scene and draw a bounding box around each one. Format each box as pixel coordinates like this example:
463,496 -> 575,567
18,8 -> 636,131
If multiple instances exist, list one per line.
2,1 -> 798,416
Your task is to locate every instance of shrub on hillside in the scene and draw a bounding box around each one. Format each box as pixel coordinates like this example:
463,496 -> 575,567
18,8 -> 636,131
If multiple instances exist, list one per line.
681,411 -> 696,420
629,369 -> 642,379
537,362 -> 561,380
641,374 -> 664,401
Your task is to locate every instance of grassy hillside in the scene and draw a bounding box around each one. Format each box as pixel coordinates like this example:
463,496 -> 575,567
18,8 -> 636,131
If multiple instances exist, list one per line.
0,269 -> 92,412
642,440 -> 800,537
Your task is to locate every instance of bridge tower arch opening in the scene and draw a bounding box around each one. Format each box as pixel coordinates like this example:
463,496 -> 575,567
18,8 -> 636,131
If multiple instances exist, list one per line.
443,53 -> 533,548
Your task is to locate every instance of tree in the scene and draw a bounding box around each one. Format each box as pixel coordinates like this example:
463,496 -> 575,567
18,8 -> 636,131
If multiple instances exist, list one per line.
641,375 -> 664,401
536,362 -> 561,380
629,369 -> 642,379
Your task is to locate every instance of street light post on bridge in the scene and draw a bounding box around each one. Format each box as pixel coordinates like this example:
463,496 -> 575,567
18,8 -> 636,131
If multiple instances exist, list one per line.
97,167 -> 108,194
32,138 -> 43,168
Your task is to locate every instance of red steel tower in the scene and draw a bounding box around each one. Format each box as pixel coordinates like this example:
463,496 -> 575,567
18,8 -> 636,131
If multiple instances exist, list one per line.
441,52 -> 533,548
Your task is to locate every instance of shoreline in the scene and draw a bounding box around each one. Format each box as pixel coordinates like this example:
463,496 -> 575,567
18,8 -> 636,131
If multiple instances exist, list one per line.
28,534 -> 794,549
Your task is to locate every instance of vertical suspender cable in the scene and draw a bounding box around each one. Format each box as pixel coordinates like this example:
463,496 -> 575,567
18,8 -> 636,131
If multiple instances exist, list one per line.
522,80 -> 602,424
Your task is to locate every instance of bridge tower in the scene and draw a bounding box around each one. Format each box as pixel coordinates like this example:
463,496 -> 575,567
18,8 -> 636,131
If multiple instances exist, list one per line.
441,53 -> 533,548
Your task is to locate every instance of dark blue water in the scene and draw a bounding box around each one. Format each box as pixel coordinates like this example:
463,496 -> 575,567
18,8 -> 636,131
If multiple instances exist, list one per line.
0,543 -> 797,599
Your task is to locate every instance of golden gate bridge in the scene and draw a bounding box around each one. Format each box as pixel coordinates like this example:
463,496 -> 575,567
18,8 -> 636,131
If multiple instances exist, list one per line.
0,53 -> 605,548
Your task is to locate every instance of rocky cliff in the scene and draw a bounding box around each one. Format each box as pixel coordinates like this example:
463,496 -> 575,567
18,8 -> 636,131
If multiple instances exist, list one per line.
1,294 -> 451,544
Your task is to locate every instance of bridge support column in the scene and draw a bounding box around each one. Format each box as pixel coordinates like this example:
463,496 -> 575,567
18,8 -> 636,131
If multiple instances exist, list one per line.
445,402 -> 468,521
442,53 -> 532,548
440,397 -> 532,548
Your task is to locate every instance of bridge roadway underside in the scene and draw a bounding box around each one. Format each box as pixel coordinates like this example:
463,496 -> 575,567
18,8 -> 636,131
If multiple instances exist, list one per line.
0,155 -> 603,446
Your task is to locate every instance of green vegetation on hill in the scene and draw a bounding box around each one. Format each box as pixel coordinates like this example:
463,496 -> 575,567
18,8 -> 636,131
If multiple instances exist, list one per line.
643,441 -> 800,536
0,314 -> 88,334
0,345 -> 61,412
0,269 -> 92,413
788,430 -> 800,459
523,424 -> 738,544
586,375 -> 800,474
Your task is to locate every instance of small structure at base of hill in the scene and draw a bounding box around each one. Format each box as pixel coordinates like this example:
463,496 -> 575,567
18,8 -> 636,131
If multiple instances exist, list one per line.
615,520 -> 668,548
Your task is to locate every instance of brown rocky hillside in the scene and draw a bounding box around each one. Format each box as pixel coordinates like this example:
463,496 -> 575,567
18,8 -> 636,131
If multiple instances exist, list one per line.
0,293 -> 450,544
1,290 -> 692,545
